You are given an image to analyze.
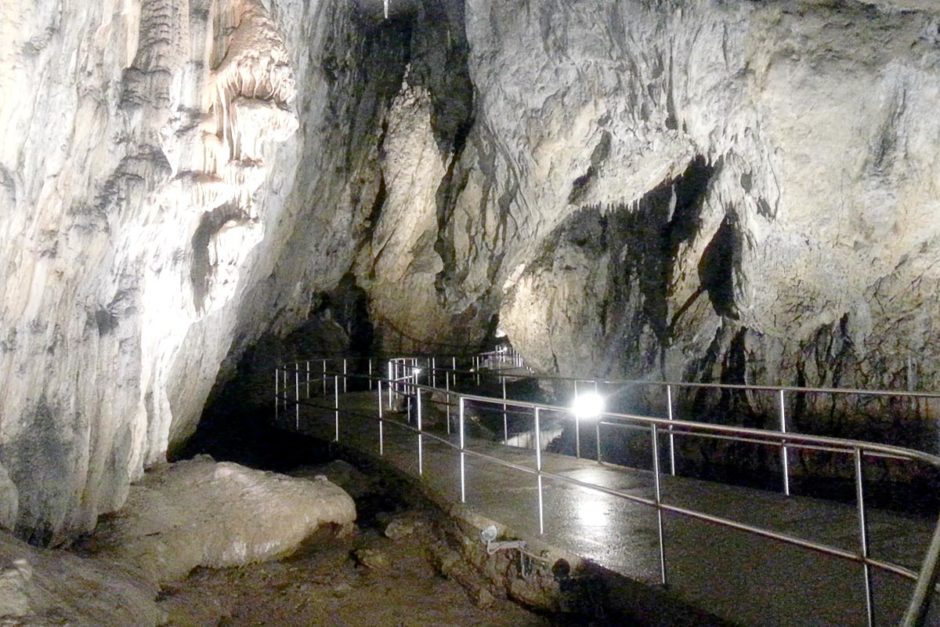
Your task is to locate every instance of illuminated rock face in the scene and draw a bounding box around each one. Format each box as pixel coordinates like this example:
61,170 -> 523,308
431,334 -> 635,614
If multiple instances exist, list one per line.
479,2 -> 940,393
0,0 -> 306,543
3,0 -> 940,542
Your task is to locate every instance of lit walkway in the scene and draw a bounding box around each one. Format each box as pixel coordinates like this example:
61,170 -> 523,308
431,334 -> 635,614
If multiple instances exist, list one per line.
280,391 -> 940,626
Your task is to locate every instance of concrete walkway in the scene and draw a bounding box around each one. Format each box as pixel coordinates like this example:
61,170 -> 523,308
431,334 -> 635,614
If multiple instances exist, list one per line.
279,390 -> 940,626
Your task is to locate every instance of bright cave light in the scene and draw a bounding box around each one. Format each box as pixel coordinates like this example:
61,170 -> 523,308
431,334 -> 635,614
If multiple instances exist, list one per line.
570,391 -> 605,420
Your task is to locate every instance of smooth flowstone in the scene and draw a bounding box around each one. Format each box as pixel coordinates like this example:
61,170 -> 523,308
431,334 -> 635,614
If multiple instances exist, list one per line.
86,457 -> 356,582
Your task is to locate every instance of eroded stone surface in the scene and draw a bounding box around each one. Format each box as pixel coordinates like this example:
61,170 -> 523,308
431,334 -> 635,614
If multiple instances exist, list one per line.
0,531 -> 164,626
87,457 -> 356,582
4,0 -> 940,543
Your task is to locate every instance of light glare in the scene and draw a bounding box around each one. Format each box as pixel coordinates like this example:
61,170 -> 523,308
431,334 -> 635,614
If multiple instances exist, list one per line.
571,391 -> 605,420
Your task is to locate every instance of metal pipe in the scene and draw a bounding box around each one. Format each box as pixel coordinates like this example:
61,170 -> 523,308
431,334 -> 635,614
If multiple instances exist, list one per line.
274,368 -> 279,423
492,371 -> 940,401
343,358 -> 348,394
432,357 -> 436,388
322,359 -> 327,396
447,388 -> 940,467
855,448 -> 874,627
575,413 -> 581,459
535,406 -> 544,535
574,380 -> 581,458
334,375 -> 340,442
417,388 -> 423,476
502,376 -> 508,444
652,424 -> 667,586
378,380 -> 384,456
902,516 -> 940,626
387,361 -> 393,409
780,389 -> 790,496
596,420 -> 602,463
445,371 -> 451,435
459,396 -> 466,503
595,380 -> 602,463
305,360 -> 310,399
295,369 -> 300,430
667,384 -> 676,476
368,358 -> 373,391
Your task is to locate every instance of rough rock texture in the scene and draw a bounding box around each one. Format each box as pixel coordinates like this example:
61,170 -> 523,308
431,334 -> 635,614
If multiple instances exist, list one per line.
87,457 -> 356,582
487,3 -> 940,391
0,530 -> 164,626
0,464 -> 17,531
3,0 -> 940,541
0,0 -> 405,542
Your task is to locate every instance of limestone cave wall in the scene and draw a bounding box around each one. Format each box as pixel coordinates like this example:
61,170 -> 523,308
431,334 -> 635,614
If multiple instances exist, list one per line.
2,0 -> 940,542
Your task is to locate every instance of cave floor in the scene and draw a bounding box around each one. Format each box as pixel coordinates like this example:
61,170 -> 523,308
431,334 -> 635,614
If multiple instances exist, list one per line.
156,490 -> 548,627
285,390 -> 940,627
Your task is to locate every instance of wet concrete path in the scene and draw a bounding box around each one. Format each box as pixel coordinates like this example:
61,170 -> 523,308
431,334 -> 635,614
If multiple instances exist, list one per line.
278,390 -> 940,626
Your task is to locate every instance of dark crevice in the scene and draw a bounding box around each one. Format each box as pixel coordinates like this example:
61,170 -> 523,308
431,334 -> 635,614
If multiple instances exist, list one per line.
611,154 -> 715,347
567,131 -> 612,205
698,214 -> 739,320
190,203 -> 250,313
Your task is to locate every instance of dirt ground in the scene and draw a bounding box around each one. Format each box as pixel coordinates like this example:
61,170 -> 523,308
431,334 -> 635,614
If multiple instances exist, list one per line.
156,475 -> 551,626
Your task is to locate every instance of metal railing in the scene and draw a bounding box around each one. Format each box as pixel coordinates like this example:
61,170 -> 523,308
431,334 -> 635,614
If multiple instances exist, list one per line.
273,355 -> 940,626
425,361 -> 940,496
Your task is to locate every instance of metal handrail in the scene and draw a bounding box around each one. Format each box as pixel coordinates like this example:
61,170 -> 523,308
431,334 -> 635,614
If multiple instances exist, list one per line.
273,357 -> 940,625
465,366 -> 940,401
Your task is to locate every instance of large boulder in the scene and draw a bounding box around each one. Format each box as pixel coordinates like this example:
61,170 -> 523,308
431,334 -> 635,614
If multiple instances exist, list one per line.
87,458 -> 356,582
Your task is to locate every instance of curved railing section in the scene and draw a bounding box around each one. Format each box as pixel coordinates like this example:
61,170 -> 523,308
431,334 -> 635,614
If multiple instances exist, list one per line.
272,352 -> 940,626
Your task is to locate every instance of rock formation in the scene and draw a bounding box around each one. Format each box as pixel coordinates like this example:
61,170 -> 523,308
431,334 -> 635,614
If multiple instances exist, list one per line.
3,0 -> 940,541
88,457 -> 356,582
0,532 -> 165,625
0,457 -> 354,625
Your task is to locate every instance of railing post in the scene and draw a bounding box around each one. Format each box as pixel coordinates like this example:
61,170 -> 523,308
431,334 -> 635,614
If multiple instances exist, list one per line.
305,360 -> 310,399
574,380 -> 581,458
416,387 -> 423,477
594,380 -> 602,463
387,361 -> 393,409
666,384 -> 676,476
596,418 -> 602,463
343,358 -> 348,394
502,376 -> 508,444
377,379 -> 384,456
334,375 -> 340,442
445,371 -> 451,435
368,358 -> 373,391
274,368 -> 279,423
431,357 -> 436,389
652,424 -> 667,587
406,374 -> 412,423
322,359 -> 327,396
575,413 -> 582,459
295,367 -> 300,431
534,406 -> 544,535
459,396 -> 466,503
855,448 -> 874,627
902,516 -> 940,626
779,389 -> 790,496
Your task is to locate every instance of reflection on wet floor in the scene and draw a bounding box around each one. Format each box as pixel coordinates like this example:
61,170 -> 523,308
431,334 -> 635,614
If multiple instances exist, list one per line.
288,391 -> 940,626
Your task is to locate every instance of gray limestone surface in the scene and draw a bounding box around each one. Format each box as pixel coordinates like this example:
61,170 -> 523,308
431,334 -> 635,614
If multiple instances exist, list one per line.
3,0 -> 940,544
